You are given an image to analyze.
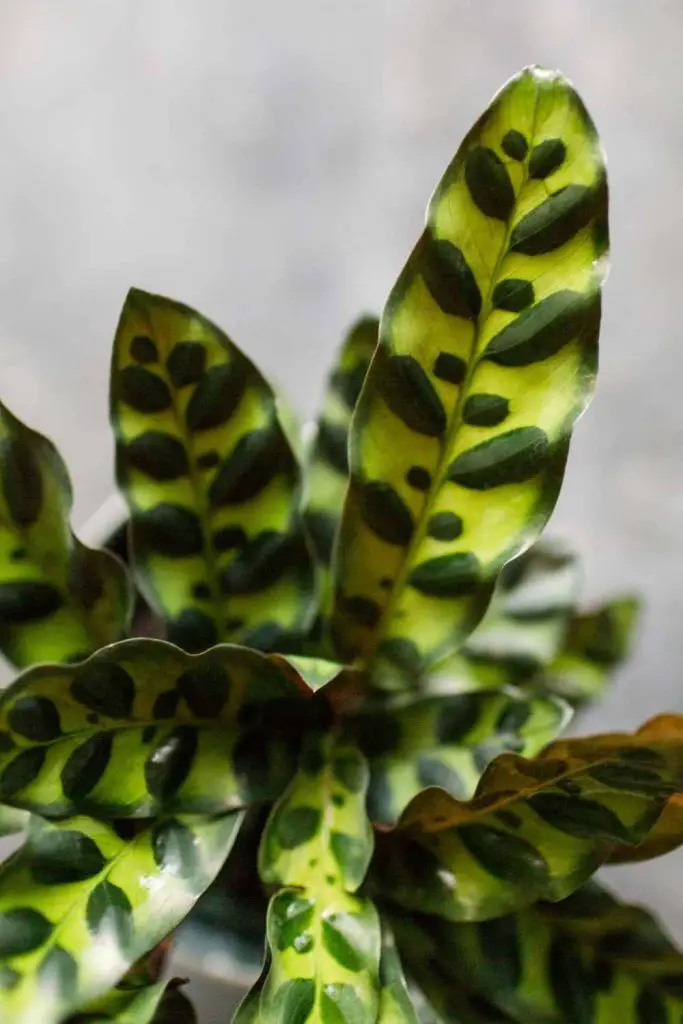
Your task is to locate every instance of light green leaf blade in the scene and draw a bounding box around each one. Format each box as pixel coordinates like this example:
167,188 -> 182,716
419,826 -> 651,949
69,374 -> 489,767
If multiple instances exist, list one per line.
403,880 -> 683,1023
66,979 -> 168,1022
0,810 -> 242,1024
542,595 -> 640,707
110,288 -> 314,655
373,715 -> 683,922
345,688 -> 571,825
0,803 -> 28,837
259,733 -> 373,892
0,401 -> 131,668
304,316 -> 379,569
331,66 -> 608,678
257,734 -> 381,1022
259,887 -> 381,1024
0,638 -> 308,818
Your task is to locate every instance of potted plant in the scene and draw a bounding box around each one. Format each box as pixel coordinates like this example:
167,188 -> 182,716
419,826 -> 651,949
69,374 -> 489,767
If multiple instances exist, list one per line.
0,64 -> 678,1024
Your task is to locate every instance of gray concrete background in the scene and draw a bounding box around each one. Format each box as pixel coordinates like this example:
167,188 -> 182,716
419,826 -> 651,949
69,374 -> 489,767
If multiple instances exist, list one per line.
0,1 -> 681,1018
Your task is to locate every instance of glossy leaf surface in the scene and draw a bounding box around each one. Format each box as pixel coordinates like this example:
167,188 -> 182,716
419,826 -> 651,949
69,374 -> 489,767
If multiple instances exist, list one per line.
304,316 -> 379,569
255,735 -> 381,1023
0,638 -> 308,818
407,880 -> 683,1023
111,288 -> 314,654
0,401 -> 130,668
345,688 -> 570,825
542,596 -> 640,706
0,810 -> 241,1024
374,715 -> 683,921
331,66 -> 608,677
377,924 -> 419,1024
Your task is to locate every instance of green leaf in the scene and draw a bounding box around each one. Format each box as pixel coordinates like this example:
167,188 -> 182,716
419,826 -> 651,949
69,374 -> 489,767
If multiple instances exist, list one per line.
401,880 -> 683,1023
0,810 -> 241,1024
345,688 -> 570,826
259,733 -> 373,891
331,66 -> 607,678
373,715 -> 683,922
66,979 -> 168,1022
256,734 -> 381,1022
377,923 -> 419,1024
0,401 -> 131,668
0,638 -> 309,818
541,596 -> 640,706
459,542 -> 580,688
304,316 -> 379,569
110,288 -> 315,654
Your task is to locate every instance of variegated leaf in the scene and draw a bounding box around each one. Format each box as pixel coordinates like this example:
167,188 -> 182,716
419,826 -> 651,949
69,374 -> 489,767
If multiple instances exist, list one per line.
304,316 -> 379,569
403,880 -> 683,1023
0,401 -> 131,668
110,288 -> 314,654
0,639 -> 309,818
255,734 -> 381,1022
344,688 -> 570,825
541,596 -> 640,707
331,66 -> 607,680
373,715 -> 683,921
0,810 -> 241,1024
377,922 -> 419,1024
66,979 -> 191,1023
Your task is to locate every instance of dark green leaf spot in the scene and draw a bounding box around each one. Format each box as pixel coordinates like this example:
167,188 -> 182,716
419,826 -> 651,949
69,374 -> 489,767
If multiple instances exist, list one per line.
419,235 -> 481,319
330,832 -> 369,886
528,792 -> 631,842
8,697 -> 61,742
529,138 -> 567,180
409,552 -> 481,597
86,880 -> 133,949
433,352 -> 466,386
0,908 -> 52,956
28,828 -> 107,884
166,341 -> 206,388
276,806 -> 321,849
376,354 -> 446,437
134,503 -> 204,559
510,184 -> 597,255
405,467 -> 431,491
447,427 -> 549,490
124,431 -> 189,482
332,753 -> 365,793
427,512 -> 463,541
61,734 -> 113,803
501,130 -> 528,160
458,823 -> 549,886
129,335 -> 158,363
492,278 -> 535,313
316,421 -> 348,475
145,726 -> 199,802
341,596 -> 381,629
358,481 -> 414,546
209,425 -> 289,507
71,661 -> 136,719
465,146 -> 515,221
320,982 -> 367,1024
485,289 -> 596,367
177,662 -> 231,718
462,394 -> 510,428
0,582 -> 63,624
118,366 -> 172,414
322,914 -> 365,972
272,979 -> 315,1024
0,747 -> 46,797
185,362 -> 248,432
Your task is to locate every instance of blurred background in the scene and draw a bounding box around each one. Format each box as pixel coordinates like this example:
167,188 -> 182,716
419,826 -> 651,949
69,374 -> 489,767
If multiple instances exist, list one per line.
0,0 -> 681,1017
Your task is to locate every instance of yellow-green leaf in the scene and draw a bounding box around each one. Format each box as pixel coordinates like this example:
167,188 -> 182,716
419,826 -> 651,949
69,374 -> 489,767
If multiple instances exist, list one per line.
377,923 -> 419,1024
402,880 -> 683,1023
541,595 -> 640,707
0,811 -> 241,1024
110,288 -> 314,655
304,316 -> 379,569
344,688 -> 570,825
0,639 -> 308,818
331,66 -> 607,679
373,715 -> 683,922
0,401 -> 131,668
